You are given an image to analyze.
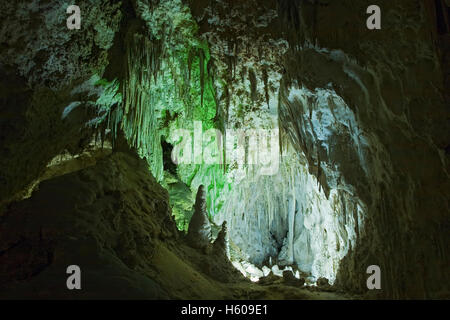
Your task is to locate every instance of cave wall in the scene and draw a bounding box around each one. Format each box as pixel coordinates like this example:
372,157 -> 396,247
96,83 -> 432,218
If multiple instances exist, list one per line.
0,0 -> 122,206
275,0 -> 450,298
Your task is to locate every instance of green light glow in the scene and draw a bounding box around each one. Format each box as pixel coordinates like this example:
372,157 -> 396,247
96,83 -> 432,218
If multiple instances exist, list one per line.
104,0 -> 231,229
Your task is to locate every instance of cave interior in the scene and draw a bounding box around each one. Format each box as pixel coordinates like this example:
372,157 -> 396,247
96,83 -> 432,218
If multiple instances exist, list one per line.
0,0 -> 449,300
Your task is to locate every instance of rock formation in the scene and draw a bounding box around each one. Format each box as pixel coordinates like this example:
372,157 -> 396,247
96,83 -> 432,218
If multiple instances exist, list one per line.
186,185 -> 212,249
213,221 -> 229,258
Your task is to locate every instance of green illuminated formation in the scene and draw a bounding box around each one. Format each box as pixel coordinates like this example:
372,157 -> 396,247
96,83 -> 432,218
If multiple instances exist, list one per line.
92,77 -> 123,139
95,0 -> 230,229
122,32 -> 165,180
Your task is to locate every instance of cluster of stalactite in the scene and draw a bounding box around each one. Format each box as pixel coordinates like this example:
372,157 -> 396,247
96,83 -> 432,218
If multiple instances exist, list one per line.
121,32 -> 165,180
101,0 -> 220,183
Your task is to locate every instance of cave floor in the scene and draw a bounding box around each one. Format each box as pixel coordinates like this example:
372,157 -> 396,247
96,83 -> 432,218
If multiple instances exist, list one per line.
224,283 -> 350,300
146,235 -> 354,300
183,280 -> 352,300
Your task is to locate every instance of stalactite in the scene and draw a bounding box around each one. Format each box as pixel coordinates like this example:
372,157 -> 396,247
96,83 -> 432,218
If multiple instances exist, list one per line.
187,48 -> 195,84
199,49 -> 205,108
121,33 -> 165,181
248,68 -> 258,102
262,68 -> 270,109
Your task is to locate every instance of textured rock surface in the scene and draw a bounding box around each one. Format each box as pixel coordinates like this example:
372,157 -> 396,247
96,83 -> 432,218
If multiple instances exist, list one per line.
0,0 -> 122,205
0,151 -> 177,298
275,0 -> 450,299
0,0 -> 121,88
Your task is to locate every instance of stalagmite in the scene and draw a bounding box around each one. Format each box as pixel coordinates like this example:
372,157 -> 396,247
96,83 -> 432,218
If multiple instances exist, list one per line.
213,221 -> 229,258
186,185 -> 212,249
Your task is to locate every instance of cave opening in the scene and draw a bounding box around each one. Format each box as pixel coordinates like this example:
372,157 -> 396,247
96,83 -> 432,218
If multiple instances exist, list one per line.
92,0 -> 370,287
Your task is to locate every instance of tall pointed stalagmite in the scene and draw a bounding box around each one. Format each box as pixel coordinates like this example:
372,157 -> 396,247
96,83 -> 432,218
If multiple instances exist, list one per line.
186,185 -> 212,248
